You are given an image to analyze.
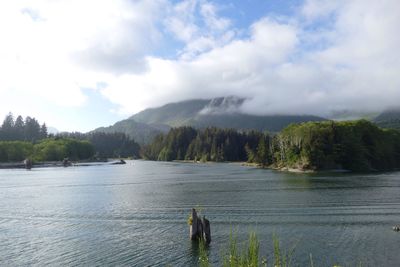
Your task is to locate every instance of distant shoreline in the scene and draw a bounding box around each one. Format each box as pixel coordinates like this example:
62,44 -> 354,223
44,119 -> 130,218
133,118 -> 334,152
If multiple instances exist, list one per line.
0,159 -> 127,169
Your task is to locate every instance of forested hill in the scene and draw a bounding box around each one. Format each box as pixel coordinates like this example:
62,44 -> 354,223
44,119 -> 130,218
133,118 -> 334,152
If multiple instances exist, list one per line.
143,120 -> 400,172
131,99 -> 211,126
131,97 -> 326,131
373,109 -> 400,129
92,119 -> 167,145
95,97 -> 326,144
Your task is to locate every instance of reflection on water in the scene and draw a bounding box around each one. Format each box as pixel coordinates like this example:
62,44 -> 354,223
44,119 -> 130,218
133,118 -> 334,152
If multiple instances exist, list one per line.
1,161 -> 400,266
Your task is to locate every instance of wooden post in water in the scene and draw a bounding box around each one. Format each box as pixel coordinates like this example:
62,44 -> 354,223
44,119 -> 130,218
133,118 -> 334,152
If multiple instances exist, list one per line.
189,208 -> 211,244
24,159 -> 32,170
202,216 -> 211,244
190,208 -> 199,240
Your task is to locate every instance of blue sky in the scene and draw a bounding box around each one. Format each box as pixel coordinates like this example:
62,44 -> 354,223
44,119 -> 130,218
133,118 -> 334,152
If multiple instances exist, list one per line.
1,0 -> 400,132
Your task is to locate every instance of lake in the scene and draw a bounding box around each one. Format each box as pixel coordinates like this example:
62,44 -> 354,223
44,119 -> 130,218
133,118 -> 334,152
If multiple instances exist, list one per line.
1,161 -> 400,266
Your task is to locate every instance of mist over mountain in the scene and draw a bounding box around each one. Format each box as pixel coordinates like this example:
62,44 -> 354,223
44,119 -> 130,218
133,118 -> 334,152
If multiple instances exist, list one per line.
94,96 -> 326,144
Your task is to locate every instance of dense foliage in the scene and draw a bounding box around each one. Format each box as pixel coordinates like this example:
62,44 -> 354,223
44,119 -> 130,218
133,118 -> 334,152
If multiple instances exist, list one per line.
272,120 -> 400,171
0,141 -> 34,162
0,139 -> 94,162
0,113 -> 47,142
88,132 -> 140,158
0,113 -> 140,162
142,126 -> 267,163
57,132 -> 140,158
144,120 -> 400,171
33,138 -> 94,161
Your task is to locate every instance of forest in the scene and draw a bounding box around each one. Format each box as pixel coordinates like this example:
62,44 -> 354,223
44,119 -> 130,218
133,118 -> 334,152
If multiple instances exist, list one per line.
141,126 -> 268,163
143,120 -> 400,171
0,113 -> 140,162
2,111 -> 400,171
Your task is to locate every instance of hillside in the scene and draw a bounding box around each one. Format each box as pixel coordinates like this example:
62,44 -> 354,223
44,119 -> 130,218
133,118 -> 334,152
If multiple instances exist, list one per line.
373,109 -> 400,129
131,96 -> 326,131
94,96 -> 327,144
131,99 -> 211,126
92,119 -> 167,145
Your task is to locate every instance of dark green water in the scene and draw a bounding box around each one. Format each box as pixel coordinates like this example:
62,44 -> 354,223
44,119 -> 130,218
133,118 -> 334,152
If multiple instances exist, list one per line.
1,161 -> 400,266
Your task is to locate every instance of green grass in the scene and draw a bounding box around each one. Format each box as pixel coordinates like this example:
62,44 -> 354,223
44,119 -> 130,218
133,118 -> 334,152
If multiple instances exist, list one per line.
198,232 -> 354,267
199,238 -> 211,267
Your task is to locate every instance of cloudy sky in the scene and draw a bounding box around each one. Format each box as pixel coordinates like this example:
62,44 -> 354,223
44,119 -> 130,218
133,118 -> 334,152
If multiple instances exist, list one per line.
1,0 -> 400,132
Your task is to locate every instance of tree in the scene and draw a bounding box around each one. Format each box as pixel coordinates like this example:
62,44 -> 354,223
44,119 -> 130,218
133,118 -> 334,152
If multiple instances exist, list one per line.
14,115 -> 25,140
256,135 -> 269,166
24,116 -> 41,142
40,123 -> 48,140
1,113 -> 15,141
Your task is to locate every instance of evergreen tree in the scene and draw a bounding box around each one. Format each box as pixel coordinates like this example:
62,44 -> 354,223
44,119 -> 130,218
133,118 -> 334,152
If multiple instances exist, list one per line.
24,116 -> 41,142
1,113 -> 15,140
14,116 -> 25,140
40,123 -> 48,139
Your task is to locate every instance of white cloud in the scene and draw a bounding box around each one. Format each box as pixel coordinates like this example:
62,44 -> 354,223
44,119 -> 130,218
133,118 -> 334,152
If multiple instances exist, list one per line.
1,0 -> 400,131
164,0 -> 235,59
103,0 -> 400,117
0,0 -> 165,128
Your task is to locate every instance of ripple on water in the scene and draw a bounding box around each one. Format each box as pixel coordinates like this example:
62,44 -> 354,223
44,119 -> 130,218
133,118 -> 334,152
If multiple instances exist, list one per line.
1,161 -> 400,266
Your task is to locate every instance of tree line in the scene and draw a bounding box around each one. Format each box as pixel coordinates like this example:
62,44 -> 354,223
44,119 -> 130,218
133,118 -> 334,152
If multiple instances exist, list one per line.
141,126 -> 269,164
0,139 -> 93,162
0,113 -> 47,141
3,111 -> 399,171
57,131 -> 140,159
0,113 -> 140,162
142,120 -> 400,171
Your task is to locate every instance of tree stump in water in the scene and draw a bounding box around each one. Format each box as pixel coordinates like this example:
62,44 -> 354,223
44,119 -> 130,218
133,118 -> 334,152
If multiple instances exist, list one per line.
63,158 -> 71,167
189,208 -> 211,244
24,159 -> 32,170
202,217 -> 211,244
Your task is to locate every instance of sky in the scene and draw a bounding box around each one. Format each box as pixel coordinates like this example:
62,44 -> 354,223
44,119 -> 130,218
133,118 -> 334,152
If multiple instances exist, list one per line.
1,0 -> 400,132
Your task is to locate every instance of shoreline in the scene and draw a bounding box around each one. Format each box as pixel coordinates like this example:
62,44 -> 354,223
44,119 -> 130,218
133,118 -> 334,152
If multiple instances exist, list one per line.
172,159 -> 318,173
0,159 -> 126,169
172,159 -> 353,174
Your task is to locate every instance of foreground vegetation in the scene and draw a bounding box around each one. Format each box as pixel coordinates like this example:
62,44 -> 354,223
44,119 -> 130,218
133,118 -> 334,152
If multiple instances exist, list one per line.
198,232 -> 350,267
143,120 -> 400,171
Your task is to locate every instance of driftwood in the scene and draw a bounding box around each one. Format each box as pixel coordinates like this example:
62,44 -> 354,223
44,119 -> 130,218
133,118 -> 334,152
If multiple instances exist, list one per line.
189,208 -> 211,244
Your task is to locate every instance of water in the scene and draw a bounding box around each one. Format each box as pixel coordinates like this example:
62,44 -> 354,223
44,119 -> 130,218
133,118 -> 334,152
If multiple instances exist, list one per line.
1,161 -> 400,266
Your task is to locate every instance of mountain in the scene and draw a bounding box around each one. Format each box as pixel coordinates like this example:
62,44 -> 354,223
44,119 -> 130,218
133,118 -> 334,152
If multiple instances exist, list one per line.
93,119 -> 168,145
373,109 -> 400,129
131,96 -> 326,132
327,110 -> 379,121
93,96 -> 327,144
131,99 -> 211,127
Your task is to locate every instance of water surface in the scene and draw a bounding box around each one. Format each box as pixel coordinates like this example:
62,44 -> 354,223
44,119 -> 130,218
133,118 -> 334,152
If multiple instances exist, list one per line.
1,161 -> 400,266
